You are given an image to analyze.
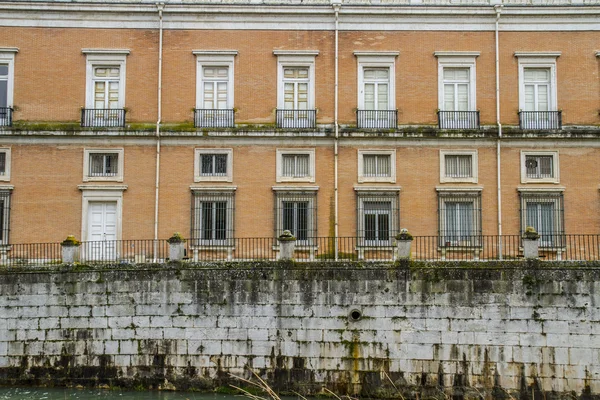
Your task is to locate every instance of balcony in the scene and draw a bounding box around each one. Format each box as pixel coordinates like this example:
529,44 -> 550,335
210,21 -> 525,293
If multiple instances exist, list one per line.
437,111 -> 480,130
275,109 -> 316,129
194,109 -> 235,128
356,109 -> 397,129
81,108 -> 126,128
518,111 -> 562,130
0,107 -> 13,127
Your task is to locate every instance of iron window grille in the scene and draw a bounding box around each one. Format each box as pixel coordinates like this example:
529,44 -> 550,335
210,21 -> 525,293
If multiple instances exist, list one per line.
519,191 -> 565,248
200,154 -> 228,177
525,155 -> 554,180
0,190 -> 11,245
191,191 -> 235,247
444,154 -> 473,179
518,111 -> 562,130
437,111 -> 480,130
0,107 -> 12,127
356,109 -> 398,130
81,108 -> 126,128
438,191 -> 482,248
89,153 -> 118,177
194,109 -> 235,128
274,191 -> 317,246
357,192 -> 399,247
0,152 -> 6,176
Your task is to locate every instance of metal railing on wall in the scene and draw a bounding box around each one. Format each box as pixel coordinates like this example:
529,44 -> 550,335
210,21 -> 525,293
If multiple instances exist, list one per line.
194,109 -> 235,128
356,110 -> 398,129
275,109 -> 316,129
81,108 -> 126,128
0,107 -> 13,127
518,111 -> 562,130
437,111 -> 480,130
2,235 -> 600,266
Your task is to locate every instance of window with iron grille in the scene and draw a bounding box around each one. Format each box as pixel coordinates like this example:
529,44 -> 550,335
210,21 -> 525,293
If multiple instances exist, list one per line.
276,149 -> 315,183
440,150 -> 477,183
356,191 -> 399,246
0,190 -> 11,244
519,191 -> 564,248
274,190 -> 317,245
0,148 -> 10,181
194,149 -> 233,182
83,149 -> 123,182
191,190 -> 235,246
358,150 -> 396,183
438,190 -> 481,247
521,151 -> 559,183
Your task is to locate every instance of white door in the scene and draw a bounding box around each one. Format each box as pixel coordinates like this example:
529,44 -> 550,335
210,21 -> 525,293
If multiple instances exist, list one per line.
87,201 -> 117,260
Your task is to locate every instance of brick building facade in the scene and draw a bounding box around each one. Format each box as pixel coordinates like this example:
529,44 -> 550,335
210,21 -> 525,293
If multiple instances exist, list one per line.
1,0 -> 600,260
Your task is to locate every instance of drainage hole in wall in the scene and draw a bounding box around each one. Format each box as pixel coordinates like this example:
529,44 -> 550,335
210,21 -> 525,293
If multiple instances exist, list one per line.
349,309 -> 362,322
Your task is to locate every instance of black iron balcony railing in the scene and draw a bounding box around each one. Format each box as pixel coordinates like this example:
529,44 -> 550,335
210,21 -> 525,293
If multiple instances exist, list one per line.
275,109 -> 316,129
81,108 -> 126,128
518,111 -> 562,130
0,107 -> 13,127
356,109 -> 398,129
437,110 -> 480,130
194,109 -> 235,128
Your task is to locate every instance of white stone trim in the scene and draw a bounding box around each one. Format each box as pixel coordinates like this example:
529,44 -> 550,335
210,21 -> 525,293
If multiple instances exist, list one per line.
516,53 -> 559,112
357,149 -> 396,184
517,186 -> 565,192
0,148 -> 11,182
276,148 -> 316,183
520,150 -> 560,184
275,52 -> 317,110
355,52 -> 398,110
84,51 -> 128,109
436,52 -> 478,113
194,148 -> 233,183
439,149 -> 478,184
189,185 -> 237,191
195,51 -> 236,110
436,186 -> 483,192
0,51 -> 16,108
83,148 -> 124,183
78,184 -> 127,243
272,186 -> 319,191
354,186 -> 402,192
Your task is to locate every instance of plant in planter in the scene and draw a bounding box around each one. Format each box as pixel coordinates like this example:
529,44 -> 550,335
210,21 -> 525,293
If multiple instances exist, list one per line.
523,226 -> 540,240
395,228 -> 413,241
278,230 -> 296,242
61,235 -> 80,246
167,232 -> 186,244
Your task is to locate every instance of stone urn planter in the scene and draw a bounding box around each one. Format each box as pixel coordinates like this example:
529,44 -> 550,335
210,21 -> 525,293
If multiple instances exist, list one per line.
278,230 -> 296,260
395,229 -> 413,260
167,232 -> 186,261
523,226 -> 540,259
61,235 -> 80,263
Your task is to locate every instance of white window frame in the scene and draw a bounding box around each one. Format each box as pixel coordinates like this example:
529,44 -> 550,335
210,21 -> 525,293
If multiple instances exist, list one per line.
520,150 -> 559,184
354,187 -> 401,249
0,148 -> 11,182
273,187 -> 318,247
515,52 -> 560,112
274,50 -> 318,110
518,188 -> 565,249
357,149 -> 396,183
193,50 -> 237,110
83,49 -> 129,109
83,148 -> 124,182
439,149 -> 478,184
434,52 -> 479,112
436,187 -> 482,248
194,148 -> 233,183
0,48 -> 17,110
276,148 -> 315,183
355,52 -> 398,111
190,187 -> 236,247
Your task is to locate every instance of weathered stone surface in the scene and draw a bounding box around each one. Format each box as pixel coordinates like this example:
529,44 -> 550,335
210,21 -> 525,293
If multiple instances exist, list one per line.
0,261 -> 598,399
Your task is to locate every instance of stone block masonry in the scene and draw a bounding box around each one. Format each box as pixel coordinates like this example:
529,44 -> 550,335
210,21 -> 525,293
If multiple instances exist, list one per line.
0,261 -> 599,399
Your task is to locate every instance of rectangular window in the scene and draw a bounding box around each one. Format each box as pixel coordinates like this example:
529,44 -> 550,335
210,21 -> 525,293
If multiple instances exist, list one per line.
192,190 -> 235,246
355,52 -> 398,129
520,151 -> 559,183
93,66 -> 121,110
358,150 -> 396,183
83,149 -> 124,182
438,190 -> 481,247
203,66 -> 229,110
282,154 -> 310,178
363,68 -> 389,111
0,148 -> 11,181
283,67 -> 309,111
0,49 -> 16,127
523,68 -> 550,112
440,150 -> 477,183
0,190 -> 11,244
275,190 -> 316,245
443,68 -> 470,112
195,148 -> 233,182
276,149 -> 315,183
520,191 -> 564,248
356,191 -> 399,247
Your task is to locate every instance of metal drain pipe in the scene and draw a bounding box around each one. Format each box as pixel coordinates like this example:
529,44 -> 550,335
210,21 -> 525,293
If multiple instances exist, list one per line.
494,4 -> 503,259
332,0 -> 341,261
153,2 -> 164,261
